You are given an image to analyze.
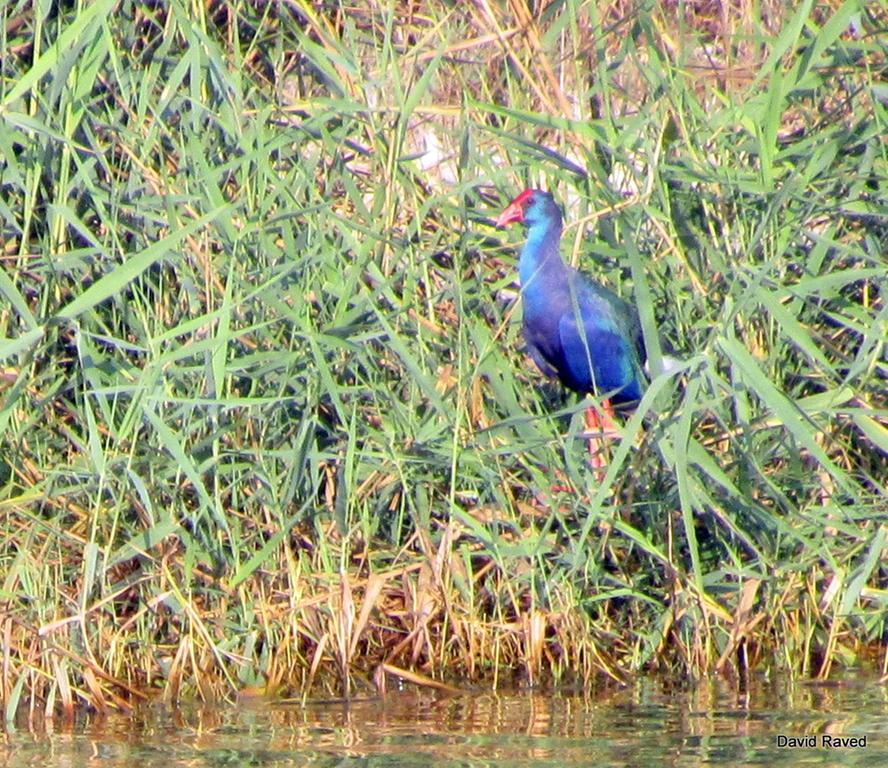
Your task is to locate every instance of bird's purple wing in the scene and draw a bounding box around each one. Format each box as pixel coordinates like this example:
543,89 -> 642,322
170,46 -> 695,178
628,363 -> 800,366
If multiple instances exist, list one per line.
557,309 -> 644,403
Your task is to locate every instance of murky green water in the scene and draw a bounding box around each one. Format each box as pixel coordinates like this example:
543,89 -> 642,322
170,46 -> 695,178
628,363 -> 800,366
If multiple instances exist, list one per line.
3,676 -> 887,766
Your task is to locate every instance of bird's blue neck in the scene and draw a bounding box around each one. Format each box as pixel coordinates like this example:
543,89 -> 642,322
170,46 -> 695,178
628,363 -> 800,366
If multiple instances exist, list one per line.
519,218 -> 566,289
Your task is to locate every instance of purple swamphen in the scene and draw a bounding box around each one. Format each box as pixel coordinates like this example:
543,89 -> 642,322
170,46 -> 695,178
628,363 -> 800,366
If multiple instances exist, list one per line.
495,188 -> 647,468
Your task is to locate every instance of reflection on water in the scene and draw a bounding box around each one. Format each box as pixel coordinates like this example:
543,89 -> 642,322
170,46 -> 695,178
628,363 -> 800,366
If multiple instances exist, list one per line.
3,675 -> 887,767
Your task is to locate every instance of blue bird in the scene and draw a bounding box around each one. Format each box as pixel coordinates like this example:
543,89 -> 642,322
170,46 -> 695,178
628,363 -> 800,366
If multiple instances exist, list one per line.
495,189 -> 648,467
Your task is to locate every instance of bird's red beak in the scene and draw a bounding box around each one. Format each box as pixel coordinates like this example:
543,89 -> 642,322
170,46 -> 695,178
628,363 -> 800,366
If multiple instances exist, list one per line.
495,201 -> 525,227
494,189 -> 534,227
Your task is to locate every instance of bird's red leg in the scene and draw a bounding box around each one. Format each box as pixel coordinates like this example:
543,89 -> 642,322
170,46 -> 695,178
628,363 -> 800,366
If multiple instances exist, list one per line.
585,399 -> 619,470
545,401 -> 620,498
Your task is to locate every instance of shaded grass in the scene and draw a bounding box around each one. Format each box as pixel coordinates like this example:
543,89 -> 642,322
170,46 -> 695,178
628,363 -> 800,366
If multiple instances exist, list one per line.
0,0 -> 886,714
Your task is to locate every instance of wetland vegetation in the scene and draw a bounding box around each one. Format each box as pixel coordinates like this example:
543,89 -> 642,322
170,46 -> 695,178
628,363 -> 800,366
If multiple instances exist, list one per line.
0,0 -> 885,716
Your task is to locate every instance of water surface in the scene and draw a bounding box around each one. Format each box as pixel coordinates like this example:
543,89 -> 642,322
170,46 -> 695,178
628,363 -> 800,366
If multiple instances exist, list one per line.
4,675 -> 886,766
